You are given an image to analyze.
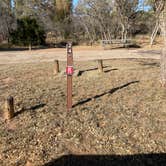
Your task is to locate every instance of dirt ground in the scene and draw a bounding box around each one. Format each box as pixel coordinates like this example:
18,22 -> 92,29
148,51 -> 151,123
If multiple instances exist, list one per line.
0,55 -> 166,165
0,46 -> 161,65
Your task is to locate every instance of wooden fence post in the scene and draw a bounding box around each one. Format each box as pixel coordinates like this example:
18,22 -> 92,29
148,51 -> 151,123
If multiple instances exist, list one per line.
4,96 -> 15,120
54,60 -> 60,75
97,60 -> 104,72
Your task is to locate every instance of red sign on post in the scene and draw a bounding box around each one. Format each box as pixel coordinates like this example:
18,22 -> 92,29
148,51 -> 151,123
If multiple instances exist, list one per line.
66,66 -> 74,75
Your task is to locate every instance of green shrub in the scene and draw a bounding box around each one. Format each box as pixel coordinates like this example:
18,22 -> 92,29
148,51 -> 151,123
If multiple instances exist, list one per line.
10,17 -> 45,46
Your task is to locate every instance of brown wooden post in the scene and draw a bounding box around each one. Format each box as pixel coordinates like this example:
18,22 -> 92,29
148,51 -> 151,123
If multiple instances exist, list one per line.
4,96 -> 15,120
66,43 -> 74,112
54,60 -> 60,75
97,60 -> 104,72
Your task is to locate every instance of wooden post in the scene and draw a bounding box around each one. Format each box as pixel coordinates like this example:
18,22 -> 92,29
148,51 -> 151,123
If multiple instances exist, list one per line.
54,60 -> 60,75
66,43 -> 74,112
97,60 -> 104,72
4,96 -> 15,120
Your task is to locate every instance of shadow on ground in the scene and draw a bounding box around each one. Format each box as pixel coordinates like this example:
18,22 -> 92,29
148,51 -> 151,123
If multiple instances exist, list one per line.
79,66 -> 113,75
0,46 -> 54,51
104,68 -> 118,73
103,44 -> 141,50
139,62 -> 160,67
73,81 -> 139,107
137,50 -> 161,55
44,153 -> 166,166
15,103 -> 46,117
0,41 -> 78,51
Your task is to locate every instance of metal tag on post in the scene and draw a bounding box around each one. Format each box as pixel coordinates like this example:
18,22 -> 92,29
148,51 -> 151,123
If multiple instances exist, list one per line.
66,66 -> 74,75
66,42 -> 73,112
67,43 -> 72,54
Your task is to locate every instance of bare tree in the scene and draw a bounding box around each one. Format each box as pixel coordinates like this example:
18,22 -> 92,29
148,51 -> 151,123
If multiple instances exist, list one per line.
153,0 -> 166,86
0,0 -> 16,43
114,0 -> 139,42
75,0 -> 114,43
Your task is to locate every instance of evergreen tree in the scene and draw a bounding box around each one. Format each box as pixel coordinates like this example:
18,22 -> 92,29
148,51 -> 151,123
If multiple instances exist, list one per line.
10,17 -> 45,47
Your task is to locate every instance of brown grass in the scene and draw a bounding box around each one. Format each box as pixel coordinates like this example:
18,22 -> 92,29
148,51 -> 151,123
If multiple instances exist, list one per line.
0,59 -> 165,165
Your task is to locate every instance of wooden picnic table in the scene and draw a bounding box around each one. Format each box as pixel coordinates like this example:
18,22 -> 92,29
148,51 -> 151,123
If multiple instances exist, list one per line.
101,39 -> 133,49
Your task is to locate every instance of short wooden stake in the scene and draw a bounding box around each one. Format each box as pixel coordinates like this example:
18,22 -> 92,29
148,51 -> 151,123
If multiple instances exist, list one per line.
4,96 -> 15,120
97,60 -> 104,72
54,60 -> 60,75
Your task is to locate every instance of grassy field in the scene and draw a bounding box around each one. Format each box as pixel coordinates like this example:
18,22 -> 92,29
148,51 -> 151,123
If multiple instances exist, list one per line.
0,59 -> 166,166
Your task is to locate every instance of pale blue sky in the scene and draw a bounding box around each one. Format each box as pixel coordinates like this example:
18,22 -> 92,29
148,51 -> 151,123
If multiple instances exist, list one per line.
73,0 -> 78,6
73,0 -> 150,10
11,0 -> 79,7
11,0 -> 150,11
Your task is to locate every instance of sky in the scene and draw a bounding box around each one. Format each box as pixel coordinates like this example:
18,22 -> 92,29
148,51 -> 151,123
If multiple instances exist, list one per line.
73,0 -> 78,6
73,0 -> 151,11
11,0 -> 150,11
11,0 -> 79,7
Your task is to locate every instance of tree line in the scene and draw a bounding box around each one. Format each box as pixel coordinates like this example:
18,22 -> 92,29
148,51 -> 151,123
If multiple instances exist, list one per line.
0,0 -> 73,46
0,0 -> 158,45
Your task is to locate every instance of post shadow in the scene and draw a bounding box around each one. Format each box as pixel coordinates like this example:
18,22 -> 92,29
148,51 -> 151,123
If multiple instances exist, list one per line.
79,66 -> 111,75
44,153 -> 166,166
139,62 -> 160,67
73,81 -> 139,108
104,68 -> 118,73
15,103 -> 46,117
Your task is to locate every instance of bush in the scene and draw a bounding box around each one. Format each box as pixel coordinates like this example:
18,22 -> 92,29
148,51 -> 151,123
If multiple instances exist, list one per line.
10,17 -> 45,46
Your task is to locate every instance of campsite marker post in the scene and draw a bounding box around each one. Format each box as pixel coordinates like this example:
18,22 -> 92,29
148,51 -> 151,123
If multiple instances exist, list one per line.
66,43 -> 74,112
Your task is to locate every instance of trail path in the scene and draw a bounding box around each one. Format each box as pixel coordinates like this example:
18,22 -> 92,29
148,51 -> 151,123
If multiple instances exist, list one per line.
0,48 -> 161,65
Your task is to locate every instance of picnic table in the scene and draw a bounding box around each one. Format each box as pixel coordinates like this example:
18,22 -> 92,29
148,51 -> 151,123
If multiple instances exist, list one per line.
101,39 -> 133,49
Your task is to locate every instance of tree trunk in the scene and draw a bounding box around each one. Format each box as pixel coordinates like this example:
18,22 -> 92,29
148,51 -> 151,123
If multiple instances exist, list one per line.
150,22 -> 160,46
29,43 -> 32,51
124,29 -> 127,43
121,24 -> 125,41
159,10 -> 166,86
161,47 -> 166,86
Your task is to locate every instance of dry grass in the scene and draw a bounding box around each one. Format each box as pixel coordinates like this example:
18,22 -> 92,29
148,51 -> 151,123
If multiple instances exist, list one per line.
0,59 -> 166,166
134,35 -> 163,50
